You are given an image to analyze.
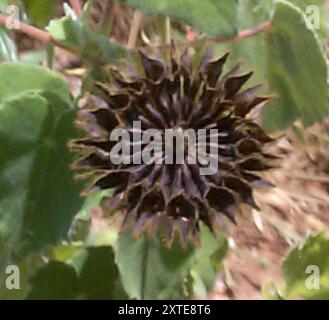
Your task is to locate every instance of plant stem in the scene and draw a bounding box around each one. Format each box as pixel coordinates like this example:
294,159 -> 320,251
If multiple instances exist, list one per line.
127,10 -> 143,49
0,12 -> 271,54
69,0 -> 82,17
165,17 -> 171,45
140,21 -> 272,50
0,14 -> 75,53
199,20 -> 272,43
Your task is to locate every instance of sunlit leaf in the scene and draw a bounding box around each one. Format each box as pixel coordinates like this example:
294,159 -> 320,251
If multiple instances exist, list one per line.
120,0 -> 238,38
262,0 -> 329,131
22,0 -> 60,27
47,9 -> 127,67
0,63 -> 83,264
116,231 -> 195,299
283,233 -> 329,299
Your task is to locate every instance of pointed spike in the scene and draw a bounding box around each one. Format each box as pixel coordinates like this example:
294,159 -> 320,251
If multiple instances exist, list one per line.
212,210 -> 225,230
204,52 -> 229,87
237,156 -> 274,171
235,84 -> 264,103
139,51 -> 166,83
252,178 -> 275,189
180,48 -> 192,72
247,197 -> 260,211
220,62 -> 242,84
133,211 -> 151,238
241,172 -> 275,189
177,217 -> 191,248
222,207 -> 237,224
237,96 -> 274,117
224,71 -> 254,99
236,138 -> 262,155
198,46 -> 215,71
108,93 -> 131,111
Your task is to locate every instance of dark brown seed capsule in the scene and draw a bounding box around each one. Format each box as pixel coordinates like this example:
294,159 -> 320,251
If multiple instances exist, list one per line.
71,46 -> 276,245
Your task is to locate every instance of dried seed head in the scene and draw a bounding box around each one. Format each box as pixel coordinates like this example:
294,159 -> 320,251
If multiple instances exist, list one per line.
71,46 -> 277,246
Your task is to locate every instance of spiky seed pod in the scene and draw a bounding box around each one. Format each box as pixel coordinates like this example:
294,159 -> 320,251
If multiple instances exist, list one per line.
71,47 -> 277,246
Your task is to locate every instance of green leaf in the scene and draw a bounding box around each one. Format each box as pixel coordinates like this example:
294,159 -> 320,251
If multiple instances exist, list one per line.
27,246 -> 128,300
191,225 -> 228,294
283,233 -> 329,299
215,0 -> 272,86
120,0 -> 238,38
0,63 -> 72,107
0,94 -> 83,260
0,252 -> 43,300
116,231 -> 195,299
47,12 -> 127,67
262,0 -> 329,131
287,0 -> 328,46
70,247 -> 128,300
235,0 -> 271,82
26,261 -> 79,300
22,0 -> 60,27
48,244 -> 82,263
68,190 -> 115,243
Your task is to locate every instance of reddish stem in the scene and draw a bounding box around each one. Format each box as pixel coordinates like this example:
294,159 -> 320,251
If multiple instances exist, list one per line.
143,21 -> 272,50
234,21 -> 271,41
0,13 -> 272,54
0,14 -> 75,53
